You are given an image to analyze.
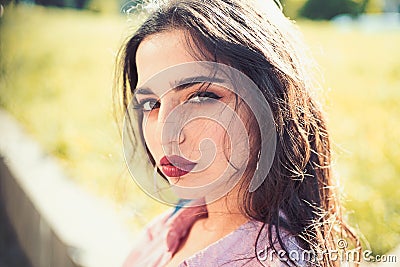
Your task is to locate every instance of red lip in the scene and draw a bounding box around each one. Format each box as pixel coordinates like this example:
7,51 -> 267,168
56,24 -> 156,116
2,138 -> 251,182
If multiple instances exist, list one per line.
160,155 -> 196,177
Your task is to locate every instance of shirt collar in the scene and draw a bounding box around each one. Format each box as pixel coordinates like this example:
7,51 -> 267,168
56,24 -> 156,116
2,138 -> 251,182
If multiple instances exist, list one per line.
165,198 -> 208,253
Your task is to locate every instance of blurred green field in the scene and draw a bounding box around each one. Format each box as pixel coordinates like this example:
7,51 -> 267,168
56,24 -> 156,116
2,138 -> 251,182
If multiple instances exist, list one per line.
299,20 -> 400,254
0,4 -> 399,255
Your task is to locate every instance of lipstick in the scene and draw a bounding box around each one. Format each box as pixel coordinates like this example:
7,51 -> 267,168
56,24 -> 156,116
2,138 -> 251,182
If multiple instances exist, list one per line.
160,155 -> 196,177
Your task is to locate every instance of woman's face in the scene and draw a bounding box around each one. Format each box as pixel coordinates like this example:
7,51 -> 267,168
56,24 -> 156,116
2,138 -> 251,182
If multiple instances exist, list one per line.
135,30 -> 253,190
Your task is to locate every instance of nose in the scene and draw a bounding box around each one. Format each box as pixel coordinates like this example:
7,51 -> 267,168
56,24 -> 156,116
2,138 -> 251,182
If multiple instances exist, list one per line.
155,99 -> 186,152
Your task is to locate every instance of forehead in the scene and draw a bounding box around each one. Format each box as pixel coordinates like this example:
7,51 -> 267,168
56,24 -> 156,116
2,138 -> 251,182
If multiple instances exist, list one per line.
135,30 -> 197,88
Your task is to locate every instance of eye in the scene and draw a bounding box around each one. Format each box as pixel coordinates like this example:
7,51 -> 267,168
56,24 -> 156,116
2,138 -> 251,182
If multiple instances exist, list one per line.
186,91 -> 222,104
134,98 -> 160,112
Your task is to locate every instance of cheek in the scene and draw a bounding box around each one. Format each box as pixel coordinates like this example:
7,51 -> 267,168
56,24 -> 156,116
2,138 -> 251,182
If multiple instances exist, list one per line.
142,115 -> 158,153
189,120 -> 230,155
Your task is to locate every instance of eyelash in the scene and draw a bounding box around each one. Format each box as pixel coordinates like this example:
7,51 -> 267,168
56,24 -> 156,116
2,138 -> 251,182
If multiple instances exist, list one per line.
134,98 -> 160,112
186,91 -> 222,104
135,91 -> 222,112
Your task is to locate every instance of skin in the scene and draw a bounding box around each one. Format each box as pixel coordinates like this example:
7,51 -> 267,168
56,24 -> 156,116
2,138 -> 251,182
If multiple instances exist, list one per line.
135,30 -> 251,265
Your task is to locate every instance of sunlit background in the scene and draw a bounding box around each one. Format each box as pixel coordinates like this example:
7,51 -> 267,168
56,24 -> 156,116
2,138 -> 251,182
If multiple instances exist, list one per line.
0,0 -> 399,265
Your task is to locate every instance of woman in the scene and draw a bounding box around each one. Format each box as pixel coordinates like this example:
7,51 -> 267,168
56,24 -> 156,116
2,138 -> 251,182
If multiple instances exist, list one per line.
115,0 -> 360,266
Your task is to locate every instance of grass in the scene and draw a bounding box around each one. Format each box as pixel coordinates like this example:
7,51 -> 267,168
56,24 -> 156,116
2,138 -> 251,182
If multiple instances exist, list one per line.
0,4 -> 166,233
299,21 -> 400,254
0,4 -> 399,255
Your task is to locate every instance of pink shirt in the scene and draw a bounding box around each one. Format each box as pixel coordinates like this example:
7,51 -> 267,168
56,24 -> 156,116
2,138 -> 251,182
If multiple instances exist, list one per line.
123,202 -> 304,266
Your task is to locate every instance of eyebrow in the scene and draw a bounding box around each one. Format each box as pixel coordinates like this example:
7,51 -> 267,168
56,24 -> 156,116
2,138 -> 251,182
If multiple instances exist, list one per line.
134,76 -> 226,95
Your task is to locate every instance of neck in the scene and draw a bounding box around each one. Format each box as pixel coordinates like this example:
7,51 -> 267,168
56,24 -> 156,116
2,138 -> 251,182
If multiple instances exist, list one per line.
201,191 -> 248,233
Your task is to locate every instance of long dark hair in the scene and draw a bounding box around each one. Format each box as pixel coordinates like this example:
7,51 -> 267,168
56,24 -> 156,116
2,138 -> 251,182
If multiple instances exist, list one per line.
114,0 -> 360,266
